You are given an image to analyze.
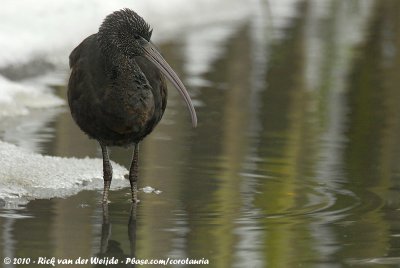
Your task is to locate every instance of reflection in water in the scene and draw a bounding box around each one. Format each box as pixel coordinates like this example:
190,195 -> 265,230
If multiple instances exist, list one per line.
95,204 -> 137,268
0,107 -> 65,153
1,0 -> 400,267
127,205 -> 137,263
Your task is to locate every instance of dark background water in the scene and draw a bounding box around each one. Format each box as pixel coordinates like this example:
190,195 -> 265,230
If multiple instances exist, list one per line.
1,0 -> 400,267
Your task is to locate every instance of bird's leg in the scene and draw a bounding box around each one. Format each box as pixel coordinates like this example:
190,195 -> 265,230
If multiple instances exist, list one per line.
100,142 -> 113,203
129,143 -> 140,202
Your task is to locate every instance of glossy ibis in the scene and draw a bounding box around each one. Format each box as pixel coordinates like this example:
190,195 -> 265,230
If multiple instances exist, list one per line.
68,9 -> 197,203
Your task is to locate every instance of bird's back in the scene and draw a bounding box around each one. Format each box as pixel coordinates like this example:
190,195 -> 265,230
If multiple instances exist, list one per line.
68,34 -> 167,146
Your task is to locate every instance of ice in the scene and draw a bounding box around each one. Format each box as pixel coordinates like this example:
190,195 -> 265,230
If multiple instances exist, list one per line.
0,141 -> 129,208
141,186 -> 162,195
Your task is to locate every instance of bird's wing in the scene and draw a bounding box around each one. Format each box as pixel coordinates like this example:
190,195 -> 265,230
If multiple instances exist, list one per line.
69,34 -> 97,69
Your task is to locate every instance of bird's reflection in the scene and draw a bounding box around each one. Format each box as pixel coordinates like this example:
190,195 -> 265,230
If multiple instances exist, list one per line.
94,203 -> 137,268
128,204 -> 137,258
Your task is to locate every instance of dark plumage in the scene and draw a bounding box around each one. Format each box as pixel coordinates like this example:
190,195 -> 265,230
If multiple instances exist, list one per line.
68,9 -> 197,203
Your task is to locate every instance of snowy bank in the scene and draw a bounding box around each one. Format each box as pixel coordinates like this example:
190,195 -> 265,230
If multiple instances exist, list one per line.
0,141 -> 129,208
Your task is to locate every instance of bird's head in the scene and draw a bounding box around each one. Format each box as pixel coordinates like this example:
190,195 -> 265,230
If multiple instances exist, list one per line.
98,9 -> 152,57
98,8 -> 197,127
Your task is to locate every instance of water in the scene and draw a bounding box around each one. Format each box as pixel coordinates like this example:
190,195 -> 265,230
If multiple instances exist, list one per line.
1,0 -> 400,267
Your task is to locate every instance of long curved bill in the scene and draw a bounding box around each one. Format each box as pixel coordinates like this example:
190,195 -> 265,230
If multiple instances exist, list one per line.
142,41 -> 197,128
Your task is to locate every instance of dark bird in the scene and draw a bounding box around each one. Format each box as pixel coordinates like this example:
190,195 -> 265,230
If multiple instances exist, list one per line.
68,9 -> 197,203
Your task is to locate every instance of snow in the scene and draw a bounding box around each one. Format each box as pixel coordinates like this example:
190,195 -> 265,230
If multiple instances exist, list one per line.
142,186 -> 162,195
0,141 -> 129,208
0,0 -> 255,68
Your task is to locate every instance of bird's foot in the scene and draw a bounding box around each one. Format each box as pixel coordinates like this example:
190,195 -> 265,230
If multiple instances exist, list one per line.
99,199 -> 111,205
131,189 -> 140,203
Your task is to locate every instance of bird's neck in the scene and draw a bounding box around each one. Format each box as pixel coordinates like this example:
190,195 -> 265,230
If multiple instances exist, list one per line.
97,32 -> 129,67
96,36 -> 146,83
103,55 -> 148,89
98,47 -> 136,73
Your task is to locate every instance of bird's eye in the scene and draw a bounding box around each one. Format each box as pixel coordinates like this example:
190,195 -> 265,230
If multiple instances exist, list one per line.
133,34 -> 140,39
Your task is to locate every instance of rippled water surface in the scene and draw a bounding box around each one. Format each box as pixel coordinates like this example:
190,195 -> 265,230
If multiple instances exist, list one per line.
1,0 -> 400,267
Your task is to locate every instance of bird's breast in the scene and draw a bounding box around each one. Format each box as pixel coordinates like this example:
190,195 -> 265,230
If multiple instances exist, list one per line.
100,82 -> 155,135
